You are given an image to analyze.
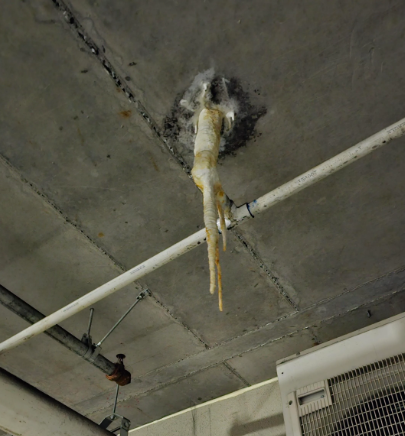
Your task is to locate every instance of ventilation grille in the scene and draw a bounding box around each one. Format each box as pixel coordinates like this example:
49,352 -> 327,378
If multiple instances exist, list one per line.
300,354 -> 405,436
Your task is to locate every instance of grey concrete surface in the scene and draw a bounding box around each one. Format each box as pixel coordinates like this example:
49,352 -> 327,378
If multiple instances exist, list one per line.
0,0 -> 404,430
227,330 -> 316,385
0,146 -> 205,408
316,287 -> 405,342
145,232 -> 294,345
85,364 -> 246,427
128,379 -> 285,436
226,288 -> 405,385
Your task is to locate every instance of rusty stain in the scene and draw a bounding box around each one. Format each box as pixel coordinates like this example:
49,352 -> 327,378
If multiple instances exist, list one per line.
98,232 -> 104,238
106,354 -> 131,386
77,127 -> 84,146
119,110 -> 132,118
149,154 -> 159,172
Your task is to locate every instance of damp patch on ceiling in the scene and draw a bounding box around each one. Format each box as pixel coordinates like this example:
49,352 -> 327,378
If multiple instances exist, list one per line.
163,70 -> 267,166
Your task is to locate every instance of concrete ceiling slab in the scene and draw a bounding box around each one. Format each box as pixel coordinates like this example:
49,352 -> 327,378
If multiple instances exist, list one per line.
316,288 -> 405,342
0,0 -> 405,430
226,288 -> 405,384
65,0 -> 405,176
226,329 -> 316,385
0,0 -> 295,353
63,0 -> 405,309
0,0 -> 203,269
0,150 -> 205,410
83,364 -> 246,427
238,142 -> 405,308
144,230 -> 294,345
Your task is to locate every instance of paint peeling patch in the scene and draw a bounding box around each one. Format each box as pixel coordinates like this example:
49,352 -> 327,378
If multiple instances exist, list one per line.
163,73 -> 267,160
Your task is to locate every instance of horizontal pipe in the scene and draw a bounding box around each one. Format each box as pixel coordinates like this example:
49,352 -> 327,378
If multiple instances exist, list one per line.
0,116 -> 404,354
0,284 -> 116,374
0,367 -> 113,436
234,117 -> 405,222
0,229 -> 207,354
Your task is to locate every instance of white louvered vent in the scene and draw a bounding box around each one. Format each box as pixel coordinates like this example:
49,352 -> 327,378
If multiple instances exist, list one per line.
298,353 -> 405,436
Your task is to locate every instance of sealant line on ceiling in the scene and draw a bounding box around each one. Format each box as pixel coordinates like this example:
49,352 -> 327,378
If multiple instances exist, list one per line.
231,228 -> 299,310
0,115 -> 404,354
51,0 -> 192,176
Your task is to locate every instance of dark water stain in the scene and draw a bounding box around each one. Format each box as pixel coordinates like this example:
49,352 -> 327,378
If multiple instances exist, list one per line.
163,75 -> 267,159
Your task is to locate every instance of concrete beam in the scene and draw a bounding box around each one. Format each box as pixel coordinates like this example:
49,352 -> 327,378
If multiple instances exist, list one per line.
0,367 -> 112,436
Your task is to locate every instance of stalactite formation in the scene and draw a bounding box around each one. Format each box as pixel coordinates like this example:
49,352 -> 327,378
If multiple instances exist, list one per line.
184,81 -> 235,311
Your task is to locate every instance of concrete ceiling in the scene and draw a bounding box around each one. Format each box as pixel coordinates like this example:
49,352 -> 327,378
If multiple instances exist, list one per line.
1,0 -> 405,430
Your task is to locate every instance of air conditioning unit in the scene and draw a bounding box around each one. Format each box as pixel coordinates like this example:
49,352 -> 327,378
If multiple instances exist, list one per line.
277,312 -> 405,436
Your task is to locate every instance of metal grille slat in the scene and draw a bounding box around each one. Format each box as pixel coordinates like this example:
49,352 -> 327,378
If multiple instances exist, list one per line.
299,353 -> 405,436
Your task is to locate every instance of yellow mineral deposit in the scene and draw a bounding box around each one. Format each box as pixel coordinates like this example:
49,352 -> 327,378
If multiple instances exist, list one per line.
191,84 -> 234,311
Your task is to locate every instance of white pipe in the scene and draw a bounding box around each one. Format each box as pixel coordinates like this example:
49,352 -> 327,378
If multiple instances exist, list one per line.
234,117 -> 405,222
0,229 -> 207,353
0,367 -> 112,436
0,117 -> 404,354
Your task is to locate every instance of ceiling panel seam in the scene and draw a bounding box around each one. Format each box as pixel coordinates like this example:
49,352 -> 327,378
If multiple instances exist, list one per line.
79,286 -> 405,415
2,137 -> 401,358
0,153 -> 127,272
213,263 -> 405,345
224,287 -> 405,363
146,291 -> 208,347
0,153 -> 208,348
298,264 -> 405,313
231,228 -> 300,311
222,362 -> 250,387
307,327 -> 321,346
51,0 -> 192,177
142,267 -> 405,373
